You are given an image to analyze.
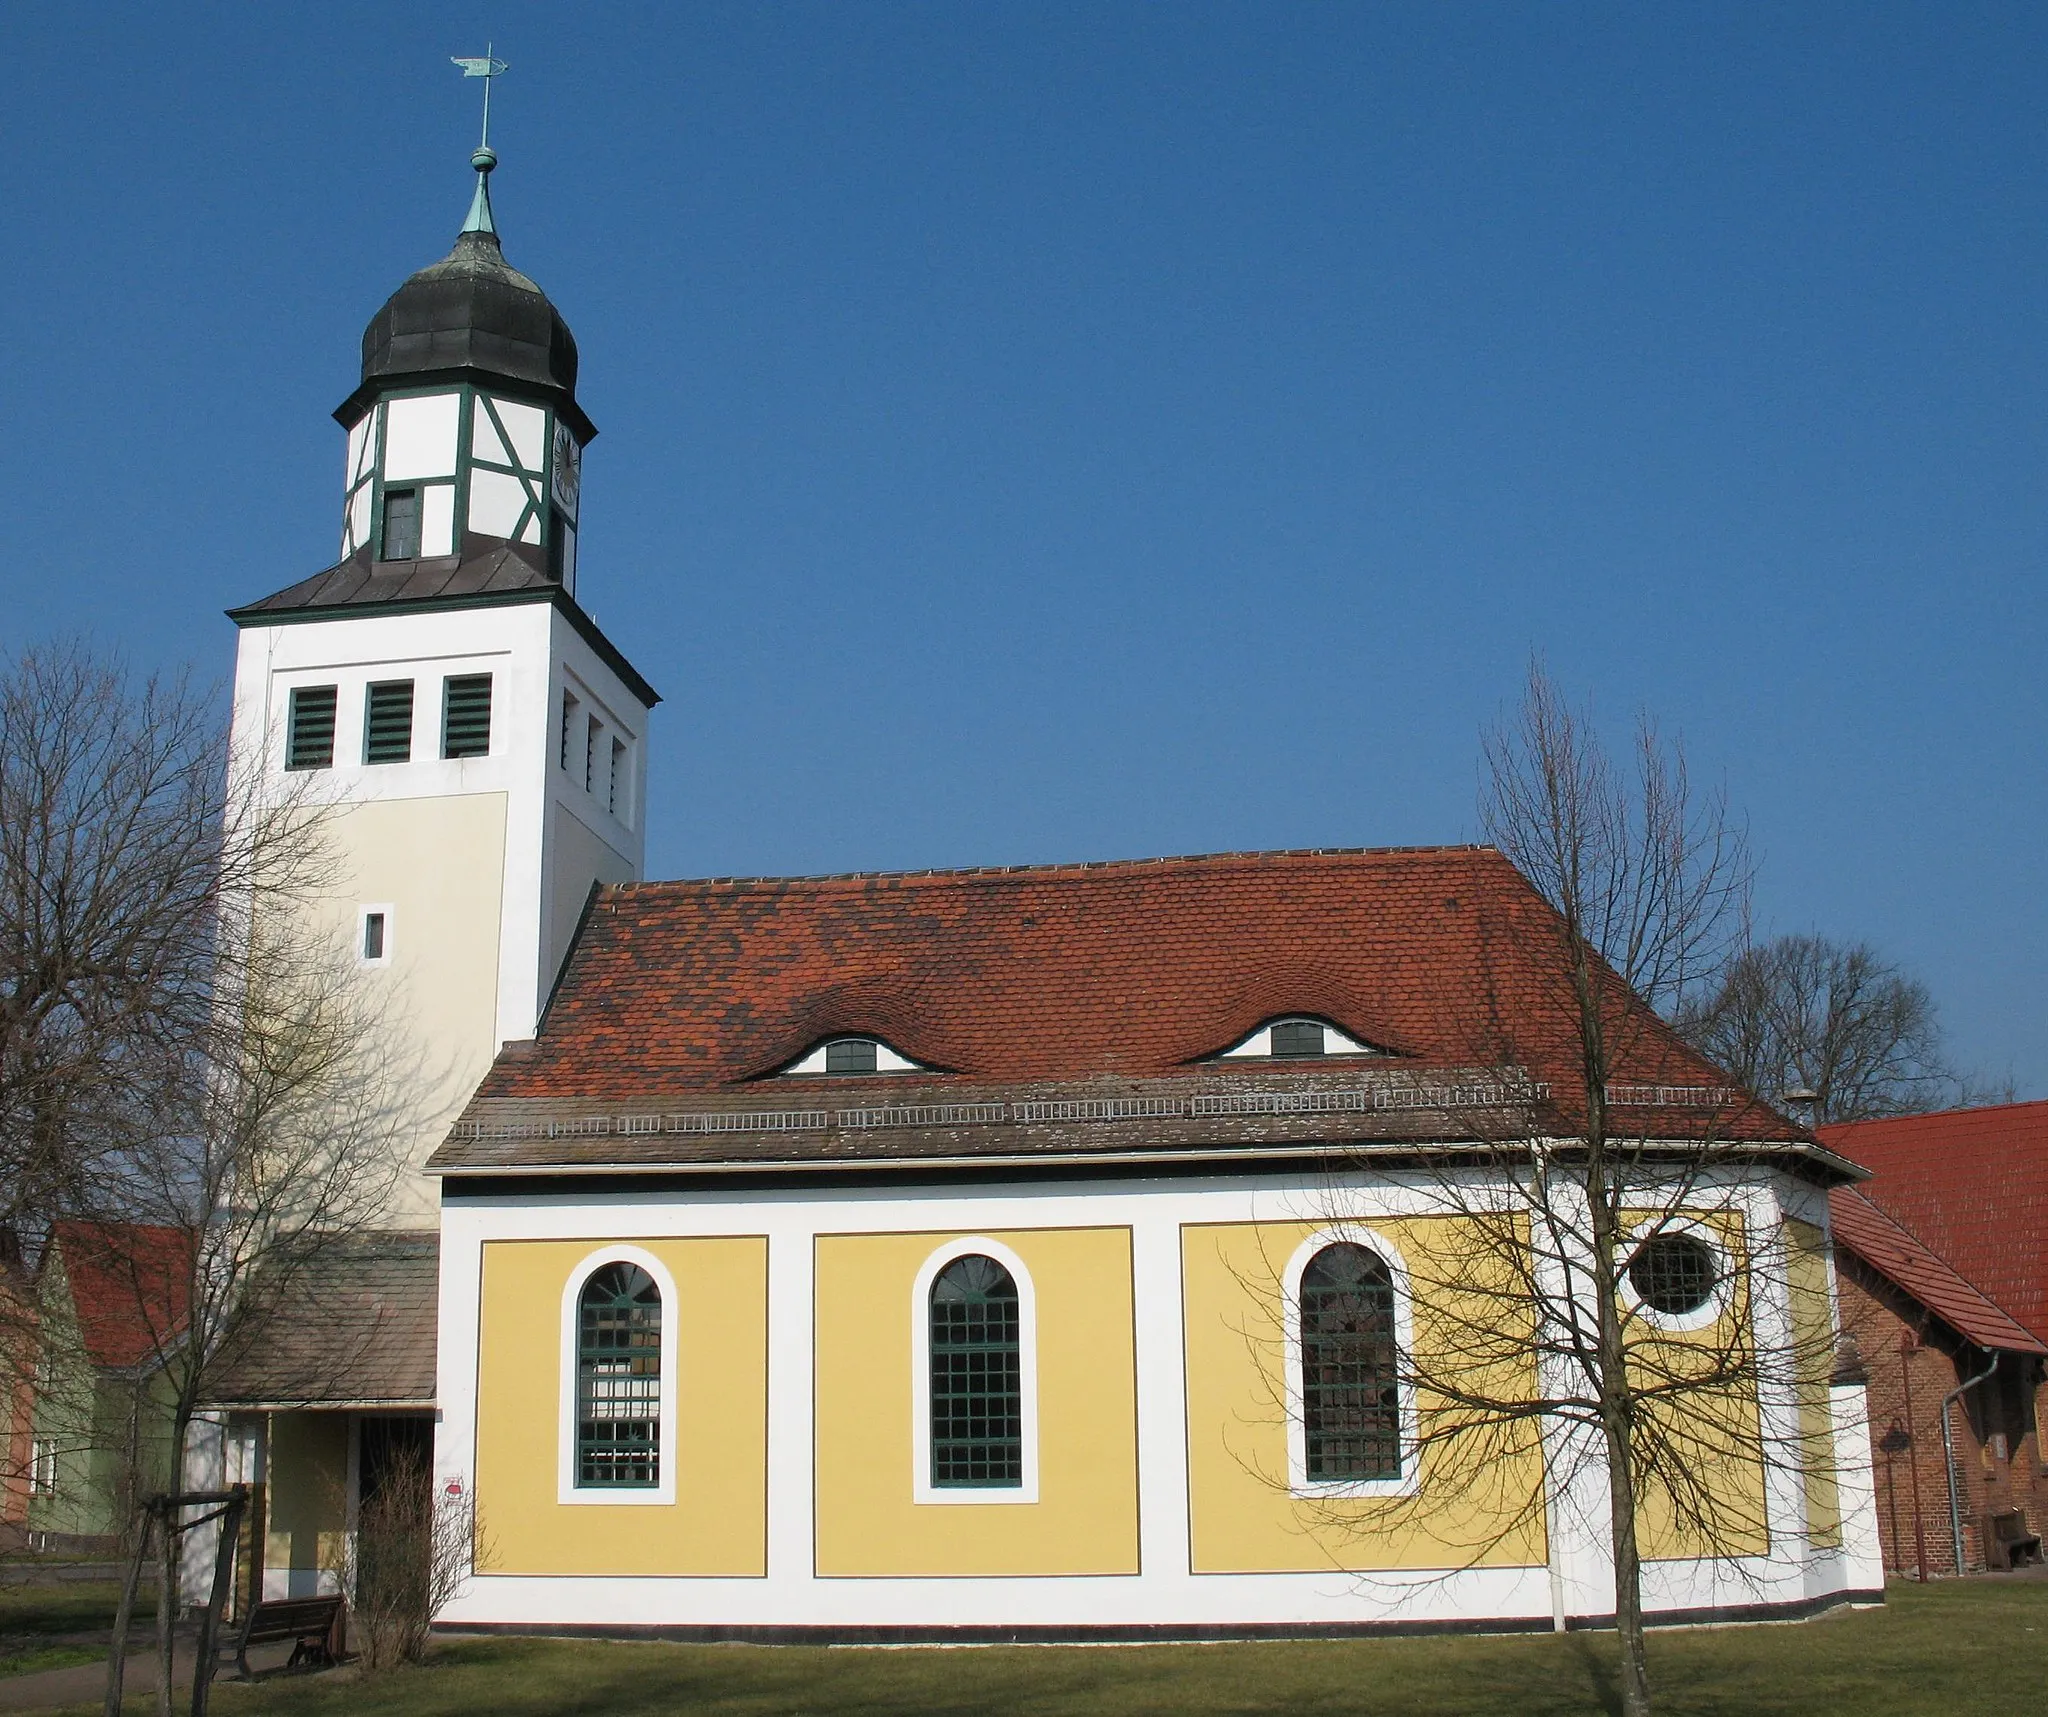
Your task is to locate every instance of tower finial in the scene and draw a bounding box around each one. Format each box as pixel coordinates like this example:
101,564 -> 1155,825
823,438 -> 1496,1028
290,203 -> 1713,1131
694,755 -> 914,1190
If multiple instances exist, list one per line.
451,47 -> 510,237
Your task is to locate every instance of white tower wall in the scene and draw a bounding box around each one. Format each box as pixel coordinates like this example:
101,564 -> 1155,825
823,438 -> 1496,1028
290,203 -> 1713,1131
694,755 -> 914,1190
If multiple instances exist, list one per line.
227,598 -> 650,1224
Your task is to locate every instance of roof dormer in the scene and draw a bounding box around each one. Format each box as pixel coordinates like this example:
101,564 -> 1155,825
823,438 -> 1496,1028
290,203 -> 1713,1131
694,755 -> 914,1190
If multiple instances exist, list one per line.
778,1035 -> 926,1077
1210,1015 -> 1384,1062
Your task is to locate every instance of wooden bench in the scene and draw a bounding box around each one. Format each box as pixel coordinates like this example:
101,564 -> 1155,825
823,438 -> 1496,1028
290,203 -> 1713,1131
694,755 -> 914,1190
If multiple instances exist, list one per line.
1986,1509 -> 2043,1570
227,1593 -> 345,1680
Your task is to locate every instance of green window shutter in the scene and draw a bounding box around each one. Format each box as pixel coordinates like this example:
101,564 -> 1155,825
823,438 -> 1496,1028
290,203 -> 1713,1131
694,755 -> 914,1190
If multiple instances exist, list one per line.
286,686 -> 337,771
576,1262 -> 662,1487
442,673 -> 493,759
363,681 -> 415,765
1300,1243 -> 1401,1480
929,1255 -> 1023,1487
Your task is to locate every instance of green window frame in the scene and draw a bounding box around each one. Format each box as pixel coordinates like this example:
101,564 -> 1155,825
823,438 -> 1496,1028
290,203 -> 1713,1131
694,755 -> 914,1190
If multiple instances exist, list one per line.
1300,1242 -> 1401,1481
576,1261 -> 662,1488
441,673 -> 493,759
929,1254 -> 1023,1488
363,680 -> 414,765
286,685 -> 337,771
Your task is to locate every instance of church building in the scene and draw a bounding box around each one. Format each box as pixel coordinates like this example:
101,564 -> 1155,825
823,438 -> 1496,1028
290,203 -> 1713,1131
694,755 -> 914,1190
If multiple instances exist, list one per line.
197,140 -> 1885,1638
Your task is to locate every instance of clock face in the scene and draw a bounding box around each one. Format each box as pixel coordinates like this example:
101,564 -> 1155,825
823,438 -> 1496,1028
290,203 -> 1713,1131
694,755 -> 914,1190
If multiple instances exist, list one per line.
550,420 -> 581,516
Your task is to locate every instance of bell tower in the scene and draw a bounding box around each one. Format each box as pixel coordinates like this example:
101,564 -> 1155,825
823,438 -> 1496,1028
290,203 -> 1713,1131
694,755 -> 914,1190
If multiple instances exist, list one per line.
223,138 -> 659,1224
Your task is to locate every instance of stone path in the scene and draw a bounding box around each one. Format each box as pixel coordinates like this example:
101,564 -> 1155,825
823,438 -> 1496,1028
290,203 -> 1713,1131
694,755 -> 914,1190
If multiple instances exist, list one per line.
0,1636 -> 297,1712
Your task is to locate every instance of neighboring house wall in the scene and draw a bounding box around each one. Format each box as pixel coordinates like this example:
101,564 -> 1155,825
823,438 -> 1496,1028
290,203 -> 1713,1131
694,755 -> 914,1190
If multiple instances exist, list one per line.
22,1252 -> 178,1547
0,1273 -> 33,1543
1836,1254 -> 2047,1575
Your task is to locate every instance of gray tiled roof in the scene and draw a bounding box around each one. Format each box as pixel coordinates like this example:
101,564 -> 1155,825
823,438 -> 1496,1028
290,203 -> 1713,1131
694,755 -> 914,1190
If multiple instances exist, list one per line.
200,1232 -> 438,1409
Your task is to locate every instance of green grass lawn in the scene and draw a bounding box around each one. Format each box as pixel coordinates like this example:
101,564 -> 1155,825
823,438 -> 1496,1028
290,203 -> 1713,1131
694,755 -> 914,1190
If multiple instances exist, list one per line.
0,1578 -> 153,1677
25,1577 -> 2029,1717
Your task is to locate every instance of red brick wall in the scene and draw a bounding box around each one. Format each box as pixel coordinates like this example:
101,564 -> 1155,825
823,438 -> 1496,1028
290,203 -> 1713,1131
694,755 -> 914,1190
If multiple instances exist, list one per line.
1839,1253 -> 2047,1575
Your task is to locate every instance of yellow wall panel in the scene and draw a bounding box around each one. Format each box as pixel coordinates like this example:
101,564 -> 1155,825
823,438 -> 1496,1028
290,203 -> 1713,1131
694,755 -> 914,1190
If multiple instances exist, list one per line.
311,793 -> 508,1224
265,1411 -> 348,1576
1624,1212 -> 1771,1563
475,1237 -> 768,1576
1787,1217 -> 1843,1550
1182,1220 -> 1549,1575
814,1227 -> 1139,1577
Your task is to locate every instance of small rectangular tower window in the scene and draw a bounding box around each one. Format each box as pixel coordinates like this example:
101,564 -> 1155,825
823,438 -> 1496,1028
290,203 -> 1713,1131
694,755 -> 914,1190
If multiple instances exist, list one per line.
380,487 -> 421,560
286,686 -> 337,771
361,911 -> 387,962
363,680 -> 415,764
442,674 -> 493,758
559,690 -> 580,771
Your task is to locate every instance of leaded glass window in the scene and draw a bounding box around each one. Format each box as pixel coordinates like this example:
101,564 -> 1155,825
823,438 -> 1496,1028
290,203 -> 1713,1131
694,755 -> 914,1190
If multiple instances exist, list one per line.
1300,1242 -> 1400,1481
576,1261 -> 661,1487
929,1254 -> 1022,1488
1628,1234 -> 1717,1316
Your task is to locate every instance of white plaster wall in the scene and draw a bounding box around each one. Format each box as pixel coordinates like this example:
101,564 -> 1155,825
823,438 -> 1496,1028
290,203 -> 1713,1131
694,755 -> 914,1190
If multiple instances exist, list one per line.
383,393 -> 460,480
433,1163 -> 1882,1634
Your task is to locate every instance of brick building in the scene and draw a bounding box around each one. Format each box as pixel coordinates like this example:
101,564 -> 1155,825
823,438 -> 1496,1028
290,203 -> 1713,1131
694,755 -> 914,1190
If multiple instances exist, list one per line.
1823,1101 -> 2048,1577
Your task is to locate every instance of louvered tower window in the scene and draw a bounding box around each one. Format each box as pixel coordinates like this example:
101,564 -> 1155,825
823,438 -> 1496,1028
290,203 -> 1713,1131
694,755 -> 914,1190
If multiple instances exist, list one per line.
286,686 -> 337,771
363,681 -> 414,764
929,1254 -> 1022,1487
1300,1242 -> 1401,1480
441,674 -> 493,759
576,1262 -> 662,1487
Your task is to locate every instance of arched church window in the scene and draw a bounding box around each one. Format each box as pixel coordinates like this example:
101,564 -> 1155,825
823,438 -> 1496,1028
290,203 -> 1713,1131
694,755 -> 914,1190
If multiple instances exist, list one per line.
576,1261 -> 662,1487
929,1254 -> 1023,1488
1300,1242 -> 1401,1481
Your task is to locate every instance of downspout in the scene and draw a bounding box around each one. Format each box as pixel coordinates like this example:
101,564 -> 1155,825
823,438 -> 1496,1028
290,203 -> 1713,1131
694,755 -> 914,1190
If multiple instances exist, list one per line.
1942,1349 -> 1998,1576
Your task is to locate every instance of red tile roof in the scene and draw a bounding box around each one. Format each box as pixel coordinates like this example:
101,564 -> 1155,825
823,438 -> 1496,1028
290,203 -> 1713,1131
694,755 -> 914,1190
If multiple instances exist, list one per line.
483,847 -> 1776,1138
1826,1186 -> 2047,1355
1820,1101 -> 2048,1344
51,1222 -> 193,1372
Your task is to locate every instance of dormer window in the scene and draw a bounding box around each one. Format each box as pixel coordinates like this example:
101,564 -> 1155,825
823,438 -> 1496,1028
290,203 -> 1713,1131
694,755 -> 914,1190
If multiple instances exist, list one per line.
1270,1019 -> 1325,1058
781,1036 -> 922,1076
1214,1016 -> 1381,1062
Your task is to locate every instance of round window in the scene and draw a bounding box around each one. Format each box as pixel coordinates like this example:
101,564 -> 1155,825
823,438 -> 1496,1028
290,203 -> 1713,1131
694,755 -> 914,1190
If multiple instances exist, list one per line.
1627,1234 -> 1718,1317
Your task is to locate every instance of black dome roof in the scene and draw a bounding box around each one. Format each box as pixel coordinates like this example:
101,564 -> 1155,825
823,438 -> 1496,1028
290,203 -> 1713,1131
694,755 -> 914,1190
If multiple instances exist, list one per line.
338,225 -> 593,439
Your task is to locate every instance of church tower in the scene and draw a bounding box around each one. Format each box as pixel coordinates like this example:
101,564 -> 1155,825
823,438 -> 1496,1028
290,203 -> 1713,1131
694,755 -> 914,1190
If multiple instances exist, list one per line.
225,143 -> 659,1224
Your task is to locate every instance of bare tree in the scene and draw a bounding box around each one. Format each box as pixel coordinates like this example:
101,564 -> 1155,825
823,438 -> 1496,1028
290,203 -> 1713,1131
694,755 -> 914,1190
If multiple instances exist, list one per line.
345,1442 -> 488,1670
1291,668 -> 1845,1717
0,639 -> 423,1711
1675,933 -> 2005,1122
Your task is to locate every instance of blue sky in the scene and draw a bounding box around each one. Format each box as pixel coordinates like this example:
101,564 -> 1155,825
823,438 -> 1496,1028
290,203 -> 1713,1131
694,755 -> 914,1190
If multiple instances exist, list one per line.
3,6 -> 2042,1094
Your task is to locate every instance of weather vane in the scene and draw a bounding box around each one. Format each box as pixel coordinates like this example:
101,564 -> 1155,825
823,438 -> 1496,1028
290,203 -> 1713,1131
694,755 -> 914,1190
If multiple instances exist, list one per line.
451,47 -> 510,152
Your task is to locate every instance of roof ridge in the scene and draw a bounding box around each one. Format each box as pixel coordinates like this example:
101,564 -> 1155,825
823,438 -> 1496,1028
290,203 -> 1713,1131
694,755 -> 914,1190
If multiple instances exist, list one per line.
1824,1096 -> 2048,1132
608,844 -> 1502,893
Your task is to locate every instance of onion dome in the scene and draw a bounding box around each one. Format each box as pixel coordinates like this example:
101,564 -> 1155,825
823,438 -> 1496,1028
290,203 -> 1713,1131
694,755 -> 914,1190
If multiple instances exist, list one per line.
335,147 -> 593,440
